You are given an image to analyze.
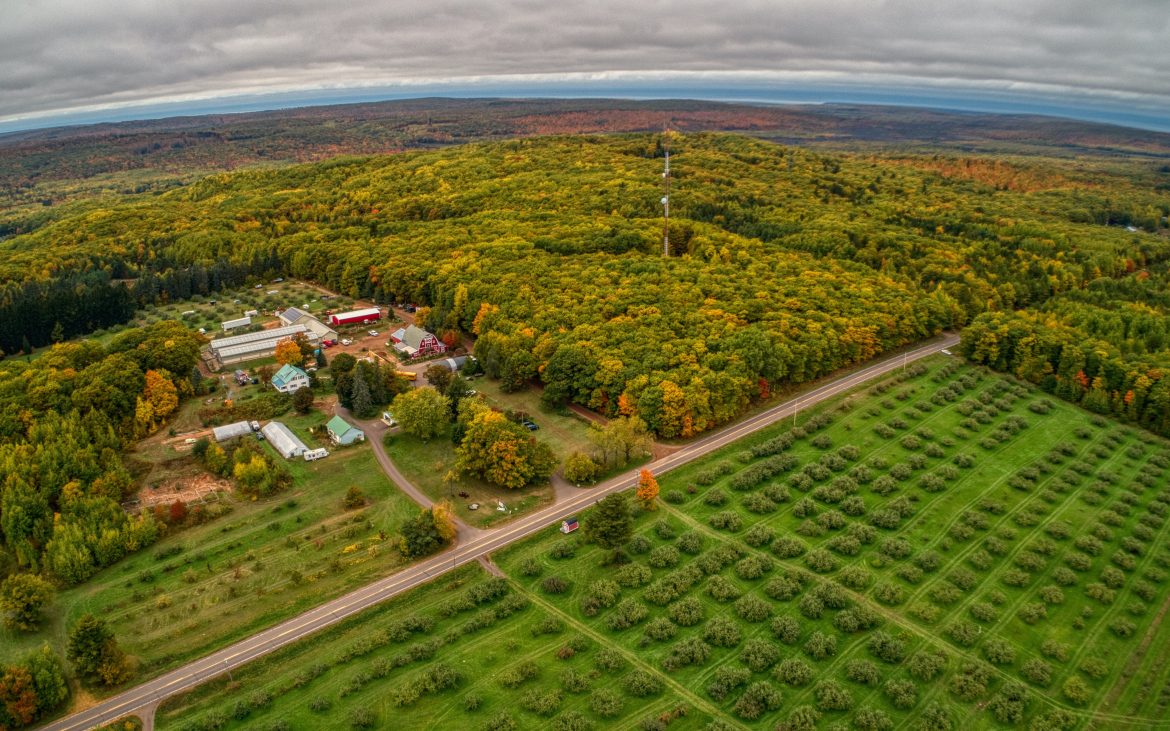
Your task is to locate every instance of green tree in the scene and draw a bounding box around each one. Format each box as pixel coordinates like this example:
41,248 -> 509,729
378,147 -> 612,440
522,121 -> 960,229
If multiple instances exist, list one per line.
392,387 -> 450,440
66,614 -> 128,686
350,368 -> 375,418
292,386 -> 315,414
588,417 -> 653,468
585,493 -> 632,554
563,452 -> 600,485
424,364 -> 453,391
343,486 -> 365,509
399,508 -> 445,558
0,574 -> 54,632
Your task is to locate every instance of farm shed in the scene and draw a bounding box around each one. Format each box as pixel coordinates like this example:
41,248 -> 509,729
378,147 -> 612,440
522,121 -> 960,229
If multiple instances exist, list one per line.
221,316 -> 252,332
212,421 -> 254,442
205,324 -> 319,366
329,308 -> 381,326
261,421 -> 309,459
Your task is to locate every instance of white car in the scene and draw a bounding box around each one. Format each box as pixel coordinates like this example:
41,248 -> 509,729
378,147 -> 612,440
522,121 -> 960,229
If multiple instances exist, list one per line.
341,338 -> 353,346
368,330 -> 379,337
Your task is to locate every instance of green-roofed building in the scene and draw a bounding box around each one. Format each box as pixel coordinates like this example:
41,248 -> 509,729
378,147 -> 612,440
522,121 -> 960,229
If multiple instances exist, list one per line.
326,415 -> 365,445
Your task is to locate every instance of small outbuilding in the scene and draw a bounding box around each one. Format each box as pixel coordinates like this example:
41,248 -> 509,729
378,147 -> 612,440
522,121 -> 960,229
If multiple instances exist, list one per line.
326,415 -> 366,445
212,421 -> 254,442
261,421 -> 309,459
271,364 -> 310,393
221,316 -> 252,332
560,517 -> 579,534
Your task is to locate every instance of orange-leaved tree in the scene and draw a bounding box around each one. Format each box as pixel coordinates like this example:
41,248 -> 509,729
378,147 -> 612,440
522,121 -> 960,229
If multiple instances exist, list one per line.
636,469 -> 659,510
274,339 -> 303,367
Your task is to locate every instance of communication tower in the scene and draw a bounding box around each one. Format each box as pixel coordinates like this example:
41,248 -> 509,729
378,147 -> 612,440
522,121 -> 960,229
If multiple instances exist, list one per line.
661,129 -> 671,257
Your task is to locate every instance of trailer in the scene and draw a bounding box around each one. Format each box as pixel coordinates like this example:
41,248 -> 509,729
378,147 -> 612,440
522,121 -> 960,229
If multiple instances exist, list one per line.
328,307 -> 381,326
303,447 -> 329,462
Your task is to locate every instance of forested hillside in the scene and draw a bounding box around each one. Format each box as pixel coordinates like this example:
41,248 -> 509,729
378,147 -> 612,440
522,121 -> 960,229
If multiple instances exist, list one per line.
2,132 -> 1169,439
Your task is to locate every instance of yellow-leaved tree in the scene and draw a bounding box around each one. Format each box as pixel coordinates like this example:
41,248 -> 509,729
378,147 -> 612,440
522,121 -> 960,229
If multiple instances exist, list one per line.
274,339 -> 303,367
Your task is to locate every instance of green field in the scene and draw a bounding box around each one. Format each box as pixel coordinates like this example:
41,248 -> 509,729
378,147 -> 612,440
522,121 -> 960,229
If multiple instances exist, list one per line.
0,431 -> 420,694
158,357 -> 1170,730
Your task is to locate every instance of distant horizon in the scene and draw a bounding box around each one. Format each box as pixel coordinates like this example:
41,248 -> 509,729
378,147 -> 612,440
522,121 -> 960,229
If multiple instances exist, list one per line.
3,81 -> 1169,137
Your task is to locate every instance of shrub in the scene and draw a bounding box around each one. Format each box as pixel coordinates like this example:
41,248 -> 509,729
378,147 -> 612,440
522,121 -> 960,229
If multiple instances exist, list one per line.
845,658 -> 880,686
668,597 -> 704,626
709,511 -> 743,531
733,681 -> 783,720
622,669 -> 663,697
868,631 -> 906,663
735,594 -> 772,622
615,563 -> 652,588
703,615 -> 742,647
814,680 -> 853,712
627,535 -> 652,555
594,648 -> 626,673
1062,676 -> 1092,706
520,688 -> 564,716
677,531 -> 703,554
559,668 -> 592,694
744,523 -> 775,547
884,678 -> 918,709
908,649 -> 947,681
735,555 -> 772,580
499,661 -> 539,688
704,489 -> 729,506
642,616 -> 678,642
605,599 -> 648,631
707,665 -> 752,701
804,548 -> 838,573
740,637 -> 782,672
589,689 -> 623,718
983,638 -> 1016,665
647,545 -> 680,569
771,536 -> 807,559
706,575 -> 741,602
803,631 -> 837,660
1021,658 -> 1052,687
580,580 -> 621,616
771,615 -> 802,644
949,661 -> 992,701
988,682 -> 1030,724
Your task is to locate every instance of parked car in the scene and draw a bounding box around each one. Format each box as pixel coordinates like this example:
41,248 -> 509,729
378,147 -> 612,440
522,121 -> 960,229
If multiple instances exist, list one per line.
250,421 -> 261,431
522,420 -> 539,431
341,338 -> 353,346
404,304 -> 417,313
368,329 -> 379,337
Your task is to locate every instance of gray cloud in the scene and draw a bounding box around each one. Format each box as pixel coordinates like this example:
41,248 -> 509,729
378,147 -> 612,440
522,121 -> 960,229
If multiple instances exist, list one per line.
1,0 -> 1168,124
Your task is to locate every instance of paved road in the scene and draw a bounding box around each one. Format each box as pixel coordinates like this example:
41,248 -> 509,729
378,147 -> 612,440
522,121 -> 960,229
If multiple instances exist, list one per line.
40,334 -> 958,731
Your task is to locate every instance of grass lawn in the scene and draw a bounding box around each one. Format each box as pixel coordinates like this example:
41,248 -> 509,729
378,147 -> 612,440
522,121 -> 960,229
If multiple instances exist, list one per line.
159,357 -> 1170,730
384,428 -> 555,529
470,377 -> 597,458
0,426 -> 420,713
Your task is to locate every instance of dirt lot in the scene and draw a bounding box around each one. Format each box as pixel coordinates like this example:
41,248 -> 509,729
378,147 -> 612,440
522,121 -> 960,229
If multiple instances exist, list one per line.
127,472 -> 232,513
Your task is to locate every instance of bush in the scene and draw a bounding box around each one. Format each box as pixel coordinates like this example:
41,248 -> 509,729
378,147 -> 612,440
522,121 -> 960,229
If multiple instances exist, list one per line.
814,680 -> 853,711
949,661 -> 991,701
559,668 -> 591,694
735,554 -> 772,580
709,511 -> 743,531
615,563 -> 652,588
707,666 -> 751,701
773,657 -> 814,687
580,580 -> 621,616
1021,658 -> 1052,687
677,531 -> 703,554
622,669 -> 664,697
647,545 -> 680,569
589,689 -> 623,718
605,599 -> 649,631
803,631 -> 837,660
733,681 -> 783,720
704,615 -> 742,647
735,594 -> 772,622
740,637 -> 782,672
520,688 -> 564,716
828,658 -> 873,689
771,614 -> 801,644
1062,676 -> 1092,706
868,631 -> 906,663
661,636 -> 712,671
983,638 -> 1016,665
663,597 -> 702,627
771,536 -> 807,559
908,649 -> 947,681
627,535 -> 652,554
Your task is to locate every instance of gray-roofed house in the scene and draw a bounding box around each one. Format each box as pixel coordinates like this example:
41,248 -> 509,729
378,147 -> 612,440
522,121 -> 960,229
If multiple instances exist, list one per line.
261,421 -> 309,459
277,307 -> 309,326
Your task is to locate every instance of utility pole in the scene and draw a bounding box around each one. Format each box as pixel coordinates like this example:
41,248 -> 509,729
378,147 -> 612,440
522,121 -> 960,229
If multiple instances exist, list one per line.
661,127 -> 671,257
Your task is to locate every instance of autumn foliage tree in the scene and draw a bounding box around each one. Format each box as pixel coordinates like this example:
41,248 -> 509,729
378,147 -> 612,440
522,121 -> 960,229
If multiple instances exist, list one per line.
454,402 -> 556,489
432,500 -> 458,542
0,574 -> 54,632
0,646 -> 68,730
636,469 -> 659,510
274,339 -> 303,367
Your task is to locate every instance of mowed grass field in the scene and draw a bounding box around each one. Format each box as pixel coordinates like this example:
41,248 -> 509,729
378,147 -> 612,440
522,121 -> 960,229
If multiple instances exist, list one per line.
159,357 -> 1170,730
0,433 -> 420,692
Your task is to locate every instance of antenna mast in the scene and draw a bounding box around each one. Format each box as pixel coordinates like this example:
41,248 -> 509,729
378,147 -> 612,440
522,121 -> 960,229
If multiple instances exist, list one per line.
661,127 -> 671,257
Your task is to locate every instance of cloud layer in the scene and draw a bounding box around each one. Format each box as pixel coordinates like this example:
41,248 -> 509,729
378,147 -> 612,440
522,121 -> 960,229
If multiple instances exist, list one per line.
3,0 -> 1168,125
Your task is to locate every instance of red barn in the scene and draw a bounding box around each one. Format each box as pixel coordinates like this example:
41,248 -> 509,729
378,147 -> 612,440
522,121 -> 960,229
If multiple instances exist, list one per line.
329,307 -> 381,326
390,324 -> 447,359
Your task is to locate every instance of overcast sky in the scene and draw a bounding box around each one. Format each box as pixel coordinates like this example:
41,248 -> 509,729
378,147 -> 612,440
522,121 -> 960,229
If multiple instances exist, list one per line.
2,0 -> 1168,130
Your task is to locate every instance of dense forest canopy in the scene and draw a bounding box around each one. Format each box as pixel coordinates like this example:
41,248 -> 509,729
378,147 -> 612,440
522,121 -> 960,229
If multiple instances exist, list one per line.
1,132 -> 1168,438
